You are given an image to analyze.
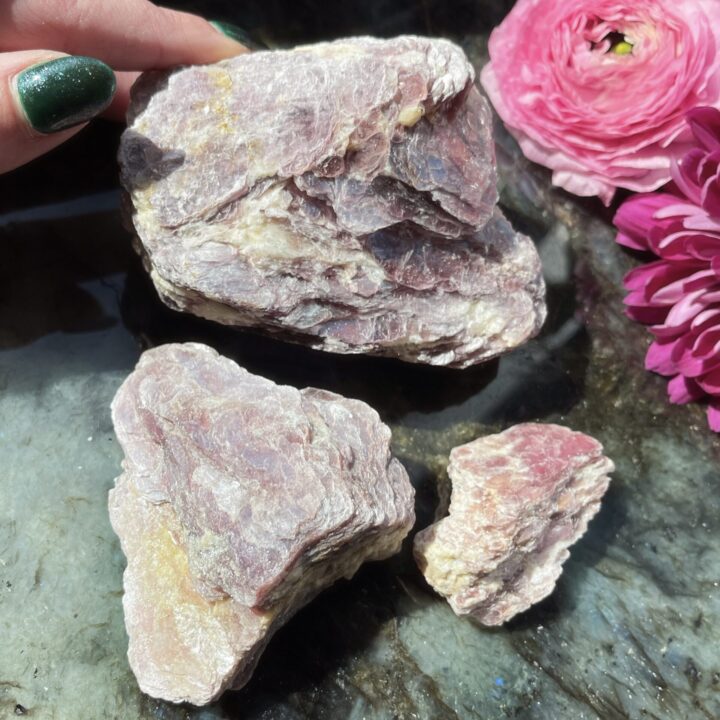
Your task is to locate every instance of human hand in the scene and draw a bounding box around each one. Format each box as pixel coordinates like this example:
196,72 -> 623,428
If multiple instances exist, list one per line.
0,0 -> 251,173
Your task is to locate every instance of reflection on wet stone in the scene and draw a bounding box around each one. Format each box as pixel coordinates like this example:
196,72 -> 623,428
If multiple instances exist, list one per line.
0,213 -> 131,349
1,1 -> 719,718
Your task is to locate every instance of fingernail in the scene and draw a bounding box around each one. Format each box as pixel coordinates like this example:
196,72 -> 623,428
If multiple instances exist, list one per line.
210,20 -> 267,50
15,56 -> 116,135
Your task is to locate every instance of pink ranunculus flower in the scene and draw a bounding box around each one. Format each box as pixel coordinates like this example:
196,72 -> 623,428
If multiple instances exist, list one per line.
481,0 -> 720,205
614,107 -> 720,431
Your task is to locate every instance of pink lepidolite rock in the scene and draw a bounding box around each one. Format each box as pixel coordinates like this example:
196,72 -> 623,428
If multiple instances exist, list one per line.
413,424 -> 614,625
109,343 -> 415,704
119,36 -> 546,368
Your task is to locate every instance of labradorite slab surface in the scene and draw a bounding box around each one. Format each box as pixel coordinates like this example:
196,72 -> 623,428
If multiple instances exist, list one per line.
1,2 -> 719,718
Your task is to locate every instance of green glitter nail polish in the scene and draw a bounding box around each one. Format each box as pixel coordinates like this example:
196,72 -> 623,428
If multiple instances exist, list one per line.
15,56 -> 116,135
210,20 -> 267,50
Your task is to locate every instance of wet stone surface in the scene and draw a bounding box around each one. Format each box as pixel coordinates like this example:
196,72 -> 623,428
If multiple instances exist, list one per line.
1,2 -> 719,718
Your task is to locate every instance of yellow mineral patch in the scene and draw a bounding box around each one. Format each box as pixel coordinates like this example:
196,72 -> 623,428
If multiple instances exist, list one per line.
151,525 -> 198,596
421,540 -> 477,595
209,67 -> 234,93
398,106 -> 425,127
148,521 -> 257,632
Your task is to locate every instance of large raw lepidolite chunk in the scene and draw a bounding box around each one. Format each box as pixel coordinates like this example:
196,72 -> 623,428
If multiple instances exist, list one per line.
414,424 -> 614,625
119,36 -> 546,368
109,343 -> 415,704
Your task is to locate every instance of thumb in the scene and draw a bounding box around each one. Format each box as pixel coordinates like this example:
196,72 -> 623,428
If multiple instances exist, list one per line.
1,51 -> 116,174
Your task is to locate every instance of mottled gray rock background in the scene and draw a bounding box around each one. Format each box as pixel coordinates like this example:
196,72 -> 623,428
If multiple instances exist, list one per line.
1,1 -> 719,718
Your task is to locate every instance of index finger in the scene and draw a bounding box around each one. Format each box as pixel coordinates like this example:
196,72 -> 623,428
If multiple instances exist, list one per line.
0,0 -> 249,71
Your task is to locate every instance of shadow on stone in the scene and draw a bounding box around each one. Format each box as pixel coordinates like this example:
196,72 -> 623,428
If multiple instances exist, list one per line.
0,213 -> 133,349
120,258 -> 502,422
221,563 -> 403,718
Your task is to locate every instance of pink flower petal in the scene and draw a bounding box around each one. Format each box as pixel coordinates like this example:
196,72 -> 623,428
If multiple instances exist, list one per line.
707,401 -> 720,431
624,260 -> 700,298
687,107 -> 720,153
614,194 -> 679,249
646,340 -> 678,376
697,366 -> 720,394
671,150 -> 704,204
625,303 -> 670,325
651,283 -> 720,340
481,1 -> 720,200
683,214 -> 720,232
655,201 -> 709,220
701,170 -> 720,216
667,374 -> 705,404
651,274 -> 714,313
712,255 -> 720,276
482,4 -> 720,432
684,232 -> 720,260
617,232 -> 648,251
673,320 -> 720,377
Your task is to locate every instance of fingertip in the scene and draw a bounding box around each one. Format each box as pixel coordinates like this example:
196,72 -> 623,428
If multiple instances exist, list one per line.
15,55 -> 116,134
103,71 -> 140,122
152,7 -> 251,66
209,21 -> 267,52
0,50 -> 88,173
0,1 -> 255,73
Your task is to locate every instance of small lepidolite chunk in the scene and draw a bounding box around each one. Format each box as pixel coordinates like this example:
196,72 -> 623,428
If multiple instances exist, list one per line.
109,343 -> 415,704
413,424 -> 614,625
119,37 -> 546,367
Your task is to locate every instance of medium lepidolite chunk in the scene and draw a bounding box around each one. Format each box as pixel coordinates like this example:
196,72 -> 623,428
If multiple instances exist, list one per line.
414,424 -> 614,625
119,36 -> 546,367
109,343 -> 415,704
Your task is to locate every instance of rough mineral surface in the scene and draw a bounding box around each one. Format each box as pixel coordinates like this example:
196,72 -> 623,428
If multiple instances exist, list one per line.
109,343 -> 415,704
414,424 -> 614,625
119,36 -> 546,368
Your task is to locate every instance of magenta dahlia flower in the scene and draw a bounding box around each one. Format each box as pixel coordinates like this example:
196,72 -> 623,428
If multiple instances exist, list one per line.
615,107 -> 720,431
